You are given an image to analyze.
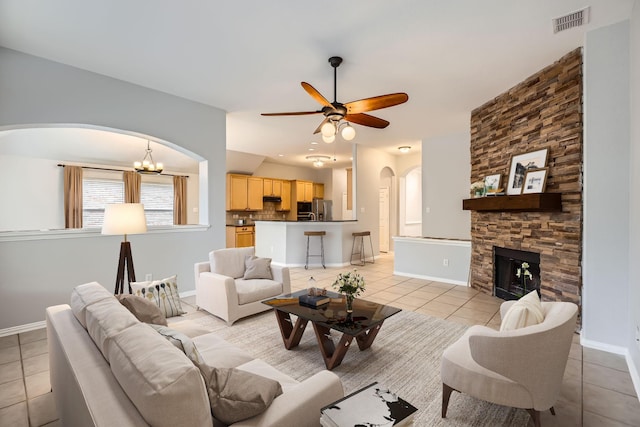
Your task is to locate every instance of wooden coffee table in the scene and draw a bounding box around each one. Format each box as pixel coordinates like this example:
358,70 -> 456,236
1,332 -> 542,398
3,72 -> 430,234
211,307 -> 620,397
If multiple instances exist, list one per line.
263,290 -> 401,370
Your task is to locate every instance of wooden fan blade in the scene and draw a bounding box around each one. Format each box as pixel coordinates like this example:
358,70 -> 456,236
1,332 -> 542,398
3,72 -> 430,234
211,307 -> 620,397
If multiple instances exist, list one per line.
344,113 -> 390,129
301,82 -> 332,107
261,111 -> 321,116
313,118 -> 330,134
345,93 -> 408,114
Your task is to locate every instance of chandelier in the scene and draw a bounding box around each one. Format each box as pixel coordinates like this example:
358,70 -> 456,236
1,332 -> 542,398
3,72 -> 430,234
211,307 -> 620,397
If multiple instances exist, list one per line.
320,120 -> 356,143
134,141 -> 163,174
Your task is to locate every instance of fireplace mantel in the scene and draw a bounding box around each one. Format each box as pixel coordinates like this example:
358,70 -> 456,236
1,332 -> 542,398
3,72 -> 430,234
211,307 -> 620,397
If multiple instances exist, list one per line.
462,193 -> 562,212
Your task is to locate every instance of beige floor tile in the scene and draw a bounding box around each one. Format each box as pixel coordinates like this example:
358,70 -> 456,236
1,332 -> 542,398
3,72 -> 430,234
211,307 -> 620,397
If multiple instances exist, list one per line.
568,342 -> 583,361
0,336 -> 19,350
0,346 -> 20,365
450,307 -> 494,323
583,383 -> 640,425
41,420 -> 61,427
18,329 -> 47,345
25,371 -> 51,399
583,411 -> 637,427
420,301 -> 459,316
431,294 -> 470,306
0,361 -> 23,385
407,289 -> 444,300
414,306 -> 449,320
425,282 -> 456,291
367,291 -> 401,301
461,299 -> 501,314
0,401 -> 29,427
20,340 -> 48,360
445,286 -> 479,297
563,357 -> 582,382
0,378 -> 26,409
27,392 -> 58,427
583,348 -> 627,371
557,377 -> 582,406
393,295 -> 428,309
445,315 -> 481,326
540,400 -> 581,427
583,362 -> 637,397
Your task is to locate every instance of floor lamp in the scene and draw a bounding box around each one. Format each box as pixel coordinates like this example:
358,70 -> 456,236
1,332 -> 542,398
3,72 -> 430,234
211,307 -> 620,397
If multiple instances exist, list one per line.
101,203 -> 147,295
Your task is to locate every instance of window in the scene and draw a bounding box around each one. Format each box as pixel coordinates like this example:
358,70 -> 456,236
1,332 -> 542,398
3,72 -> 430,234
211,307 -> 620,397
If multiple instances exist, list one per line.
82,174 -> 174,228
141,182 -> 174,226
82,178 -> 124,227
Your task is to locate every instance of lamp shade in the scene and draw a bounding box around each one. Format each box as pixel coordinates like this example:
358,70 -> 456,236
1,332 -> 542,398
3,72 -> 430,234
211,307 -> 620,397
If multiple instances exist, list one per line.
101,203 -> 147,236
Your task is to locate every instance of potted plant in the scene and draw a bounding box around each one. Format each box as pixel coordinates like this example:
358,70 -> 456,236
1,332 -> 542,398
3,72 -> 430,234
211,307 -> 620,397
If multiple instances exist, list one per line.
332,270 -> 366,313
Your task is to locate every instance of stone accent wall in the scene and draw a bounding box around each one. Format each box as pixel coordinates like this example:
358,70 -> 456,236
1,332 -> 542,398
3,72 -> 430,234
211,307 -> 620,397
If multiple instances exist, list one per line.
469,48 -> 582,304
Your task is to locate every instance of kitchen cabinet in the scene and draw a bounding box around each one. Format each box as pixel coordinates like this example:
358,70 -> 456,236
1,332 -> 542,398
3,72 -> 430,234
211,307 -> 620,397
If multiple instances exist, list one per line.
278,180 -> 291,211
263,178 -> 282,197
226,174 -> 263,211
313,183 -> 324,199
295,180 -> 314,202
226,225 -> 255,248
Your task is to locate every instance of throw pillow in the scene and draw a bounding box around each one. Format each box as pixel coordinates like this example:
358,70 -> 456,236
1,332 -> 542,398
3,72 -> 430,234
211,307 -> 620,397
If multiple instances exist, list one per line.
149,324 -> 203,365
117,294 -> 168,326
198,363 -> 283,425
211,247 -> 255,279
243,256 -> 273,280
131,275 -> 186,318
500,290 -> 545,331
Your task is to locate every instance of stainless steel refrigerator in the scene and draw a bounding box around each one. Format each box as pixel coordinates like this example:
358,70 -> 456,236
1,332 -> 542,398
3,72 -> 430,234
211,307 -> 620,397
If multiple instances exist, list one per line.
312,198 -> 333,221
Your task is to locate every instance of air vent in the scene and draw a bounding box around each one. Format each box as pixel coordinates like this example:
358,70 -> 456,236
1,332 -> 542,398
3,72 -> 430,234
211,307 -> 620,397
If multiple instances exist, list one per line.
553,6 -> 590,33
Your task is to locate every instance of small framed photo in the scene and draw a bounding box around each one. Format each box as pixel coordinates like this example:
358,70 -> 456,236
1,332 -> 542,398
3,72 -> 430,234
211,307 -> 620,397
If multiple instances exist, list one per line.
521,168 -> 549,194
484,174 -> 501,193
506,148 -> 548,195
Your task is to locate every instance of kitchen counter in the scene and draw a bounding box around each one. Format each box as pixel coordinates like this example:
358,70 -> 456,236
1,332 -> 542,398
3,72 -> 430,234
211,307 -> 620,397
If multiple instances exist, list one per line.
254,220 -> 365,267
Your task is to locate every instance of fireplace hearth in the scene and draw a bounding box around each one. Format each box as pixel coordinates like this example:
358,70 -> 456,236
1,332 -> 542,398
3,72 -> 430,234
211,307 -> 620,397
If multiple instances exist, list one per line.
493,247 -> 540,300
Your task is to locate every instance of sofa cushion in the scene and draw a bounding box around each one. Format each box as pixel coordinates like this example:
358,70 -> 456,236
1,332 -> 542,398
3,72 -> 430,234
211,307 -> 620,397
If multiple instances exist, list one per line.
500,290 -> 544,331
237,359 -> 300,393
243,256 -> 273,280
117,294 -> 168,326
235,279 -> 283,305
70,282 -> 113,328
131,275 -> 186,318
198,363 -> 283,425
193,333 -> 254,369
210,247 -> 255,279
108,323 -> 212,427
149,324 -> 203,365
85,297 -> 139,362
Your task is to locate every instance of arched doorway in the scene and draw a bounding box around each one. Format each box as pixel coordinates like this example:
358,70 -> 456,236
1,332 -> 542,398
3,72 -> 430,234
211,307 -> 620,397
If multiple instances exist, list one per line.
379,167 -> 395,253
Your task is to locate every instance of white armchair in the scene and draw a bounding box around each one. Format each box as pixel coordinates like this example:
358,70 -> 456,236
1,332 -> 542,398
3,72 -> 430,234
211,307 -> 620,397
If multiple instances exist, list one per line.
194,247 -> 291,325
441,300 -> 578,427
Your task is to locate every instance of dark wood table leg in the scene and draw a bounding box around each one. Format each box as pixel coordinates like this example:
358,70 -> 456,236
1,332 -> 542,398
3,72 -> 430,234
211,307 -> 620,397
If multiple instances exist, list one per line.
273,310 -> 308,350
355,321 -> 384,350
312,323 -> 354,370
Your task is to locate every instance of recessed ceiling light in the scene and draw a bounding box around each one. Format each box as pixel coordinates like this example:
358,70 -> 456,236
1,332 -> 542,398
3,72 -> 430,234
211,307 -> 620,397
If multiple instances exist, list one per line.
277,154 -> 284,157
311,141 -> 318,145
398,146 -> 411,153
308,148 -> 316,151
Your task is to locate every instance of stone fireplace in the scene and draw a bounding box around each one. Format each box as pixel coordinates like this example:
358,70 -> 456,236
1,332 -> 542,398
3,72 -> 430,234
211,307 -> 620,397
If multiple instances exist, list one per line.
467,48 -> 583,307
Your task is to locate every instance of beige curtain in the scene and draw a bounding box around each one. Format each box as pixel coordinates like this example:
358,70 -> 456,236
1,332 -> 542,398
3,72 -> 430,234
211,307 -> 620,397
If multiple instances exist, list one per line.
173,175 -> 187,225
64,166 -> 83,229
124,171 -> 141,203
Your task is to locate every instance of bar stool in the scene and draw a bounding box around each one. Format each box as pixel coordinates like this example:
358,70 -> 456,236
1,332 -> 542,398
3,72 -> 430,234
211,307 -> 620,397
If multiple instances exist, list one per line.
304,231 -> 326,270
350,231 -> 375,266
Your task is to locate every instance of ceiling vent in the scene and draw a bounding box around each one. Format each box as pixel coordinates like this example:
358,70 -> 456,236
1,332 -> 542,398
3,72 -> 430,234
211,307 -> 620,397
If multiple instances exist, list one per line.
553,6 -> 590,33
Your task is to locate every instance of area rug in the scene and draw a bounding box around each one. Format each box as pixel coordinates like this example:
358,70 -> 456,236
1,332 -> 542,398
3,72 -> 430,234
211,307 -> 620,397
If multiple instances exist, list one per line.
186,308 -> 531,426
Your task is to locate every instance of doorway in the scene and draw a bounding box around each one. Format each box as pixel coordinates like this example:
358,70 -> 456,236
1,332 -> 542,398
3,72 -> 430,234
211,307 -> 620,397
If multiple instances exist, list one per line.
379,187 -> 390,252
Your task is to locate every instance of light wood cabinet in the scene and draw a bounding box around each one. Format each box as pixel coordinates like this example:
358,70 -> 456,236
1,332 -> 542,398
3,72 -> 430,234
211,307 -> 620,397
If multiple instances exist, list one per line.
278,180 -> 291,211
313,183 -> 324,199
295,180 -> 314,202
263,178 -> 282,197
226,174 -> 263,211
226,225 -> 255,248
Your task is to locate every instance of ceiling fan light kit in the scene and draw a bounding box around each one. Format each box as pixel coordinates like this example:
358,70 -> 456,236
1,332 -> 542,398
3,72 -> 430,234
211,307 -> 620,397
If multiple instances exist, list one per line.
261,56 -> 408,145
306,155 -> 331,168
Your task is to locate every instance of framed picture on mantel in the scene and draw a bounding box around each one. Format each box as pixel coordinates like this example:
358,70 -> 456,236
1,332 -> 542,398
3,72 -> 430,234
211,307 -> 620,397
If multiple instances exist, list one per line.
506,148 -> 548,195
521,168 -> 549,194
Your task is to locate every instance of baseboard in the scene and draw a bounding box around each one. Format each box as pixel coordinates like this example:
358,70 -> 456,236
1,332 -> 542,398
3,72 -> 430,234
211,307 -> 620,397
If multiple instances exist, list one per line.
179,289 -> 196,298
392,270 -> 469,287
626,352 -> 640,401
0,320 -> 46,338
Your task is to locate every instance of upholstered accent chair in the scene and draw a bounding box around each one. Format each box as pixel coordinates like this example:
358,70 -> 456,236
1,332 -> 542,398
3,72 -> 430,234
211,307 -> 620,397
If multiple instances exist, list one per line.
194,247 -> 291,325
441,300 -> 578,427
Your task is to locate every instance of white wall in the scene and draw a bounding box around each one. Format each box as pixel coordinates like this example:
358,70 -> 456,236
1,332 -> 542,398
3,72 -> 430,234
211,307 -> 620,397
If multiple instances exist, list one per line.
583,21 -> 631,350
254,161 -> 330,183
628,0 -> 640,384
422,132 -> 471,240
0,47 -> 226,330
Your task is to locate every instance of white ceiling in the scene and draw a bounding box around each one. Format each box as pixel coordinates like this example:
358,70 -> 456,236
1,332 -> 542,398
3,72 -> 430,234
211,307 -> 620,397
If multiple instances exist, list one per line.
0,0 -> 635,169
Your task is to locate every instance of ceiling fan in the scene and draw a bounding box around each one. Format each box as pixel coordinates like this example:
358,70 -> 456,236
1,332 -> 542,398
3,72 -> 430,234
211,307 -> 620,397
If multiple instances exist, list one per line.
261,56 -> 408,141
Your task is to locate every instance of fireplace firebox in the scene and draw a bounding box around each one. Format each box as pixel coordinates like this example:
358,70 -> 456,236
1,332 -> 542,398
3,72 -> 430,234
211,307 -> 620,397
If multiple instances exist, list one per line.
493,247 -> 540,300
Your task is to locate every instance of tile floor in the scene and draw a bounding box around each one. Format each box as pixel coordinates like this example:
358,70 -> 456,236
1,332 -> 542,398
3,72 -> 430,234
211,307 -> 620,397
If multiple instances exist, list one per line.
1,253 -> 639,426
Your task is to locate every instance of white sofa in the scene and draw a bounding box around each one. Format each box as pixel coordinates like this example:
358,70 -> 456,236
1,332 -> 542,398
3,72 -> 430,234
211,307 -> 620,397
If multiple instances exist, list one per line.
194,247 -> 291,325
47,282 -> 343,427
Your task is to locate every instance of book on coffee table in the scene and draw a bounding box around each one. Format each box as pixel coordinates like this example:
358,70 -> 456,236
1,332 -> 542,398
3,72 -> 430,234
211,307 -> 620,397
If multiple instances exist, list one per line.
320,382 -> 417,427
298,294 -> 330,307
